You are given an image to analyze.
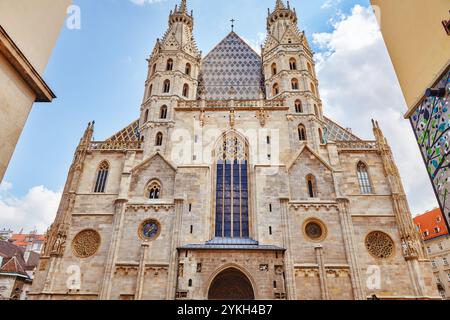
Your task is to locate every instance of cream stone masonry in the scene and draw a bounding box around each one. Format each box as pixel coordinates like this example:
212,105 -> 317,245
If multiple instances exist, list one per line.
30,0 -> 439,300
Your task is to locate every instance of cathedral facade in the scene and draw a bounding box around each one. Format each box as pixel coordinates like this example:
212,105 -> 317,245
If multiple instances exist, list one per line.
30,0 -> 439,300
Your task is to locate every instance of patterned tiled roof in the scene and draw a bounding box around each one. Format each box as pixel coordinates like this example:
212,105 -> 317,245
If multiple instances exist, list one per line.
104,120 -> 140,142
201,32 -> 264,101
324,116 -> 361,141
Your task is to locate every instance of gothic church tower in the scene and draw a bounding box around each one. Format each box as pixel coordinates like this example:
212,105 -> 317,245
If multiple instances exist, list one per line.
141,0 -> 201,157
262,0 -> 325,151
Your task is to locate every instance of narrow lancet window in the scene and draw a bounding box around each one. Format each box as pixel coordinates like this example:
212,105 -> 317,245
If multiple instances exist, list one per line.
357,162 -> 373,194
94,161 -> 109,193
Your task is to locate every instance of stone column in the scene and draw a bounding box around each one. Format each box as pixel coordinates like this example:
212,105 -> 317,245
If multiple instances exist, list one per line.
280,197 -> 297,299
337,198 -> 365,300
99,199 -> 128,300
166,198 -> 184,299
315,245 -> 329,300
135,243 -> 149,300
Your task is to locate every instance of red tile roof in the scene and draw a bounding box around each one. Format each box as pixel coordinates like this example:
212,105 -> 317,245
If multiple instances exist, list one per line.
10,233 -> 45,248
413,208 -> 449,241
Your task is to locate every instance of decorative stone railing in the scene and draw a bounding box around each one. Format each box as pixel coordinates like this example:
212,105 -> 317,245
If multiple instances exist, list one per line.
177,99 -> 285,110
90,140 -> 143,151
335,140 -> 378,151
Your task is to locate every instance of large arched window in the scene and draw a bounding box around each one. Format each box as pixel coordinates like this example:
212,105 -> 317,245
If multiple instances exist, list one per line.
166,59 -> 173,71
306,174 -> 317,198
147,180 -> 161,199
160,105 -> 168,119
298,125 -> 307,141
291,78 -> 299,90
182,84 -> 189,98
289,58 -> 297,70
215,132 -> 249,238
272,83 -> 280,96
357,162 -> 373,194
185,63 -> 191,76
163,80 -> 171,93
271,63 -> 277,75
155,132 -> 163,146
295,100 -> 303,113
94,161 -> 109,193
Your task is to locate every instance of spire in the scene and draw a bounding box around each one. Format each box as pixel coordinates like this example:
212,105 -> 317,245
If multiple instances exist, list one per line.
179,0 -> 187,13
169,0 -> 194,30
275,0 -> 286,10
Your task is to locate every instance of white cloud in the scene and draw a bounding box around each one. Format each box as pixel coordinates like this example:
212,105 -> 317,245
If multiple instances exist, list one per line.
0,181 -> 61,233
313,5 -> 438,216
321,0 -> 343,10
129,0 -> 165,6
242,32 -> 267,55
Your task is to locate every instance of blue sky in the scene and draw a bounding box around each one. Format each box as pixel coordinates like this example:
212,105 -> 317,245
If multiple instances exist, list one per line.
1,0 -> 439,232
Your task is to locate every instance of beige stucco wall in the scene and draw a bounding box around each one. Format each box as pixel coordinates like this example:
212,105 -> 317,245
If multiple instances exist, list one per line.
370,0 -> 450,112
0,54 -> 36,183
0,0 -> 72,75
0,0 -> 71,182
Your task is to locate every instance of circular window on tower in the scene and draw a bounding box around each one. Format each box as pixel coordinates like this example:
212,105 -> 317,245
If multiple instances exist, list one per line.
72,229 -> 101,258
139,219 -> 161,241
365,231 -> 395,259
303,219 -> 327,242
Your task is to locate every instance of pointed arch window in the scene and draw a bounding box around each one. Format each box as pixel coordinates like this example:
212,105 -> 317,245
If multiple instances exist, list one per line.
272,83 -> 280,96
357,162 -> 373,194
310,82 -> 316,95
166,59 -> 173,71
155,132 -> 163,146
149,84 -> 153,96
94,161 -> 109,193
151,64 -> 157,76
215,133 -> 249,238
144,109 -> 149,122
163,80 -> 171,93
314,104 -> 319,116
307,62 -> 313,74
147,180 -> 161,199
306,174 -> 317,198
319,128 -> 325,144
289,58 -> 297,70
185,63 -> 191,76
291,78 -> 299,90
295,100 -> 303,113
160,105 -> 168,119
298,124 -> 307,141
271,63 -> 277,75
182,84 -> 189,98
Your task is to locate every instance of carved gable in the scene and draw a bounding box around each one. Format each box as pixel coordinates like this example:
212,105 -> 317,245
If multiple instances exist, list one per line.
288,147 -> 335,200
129,153 -> 176,199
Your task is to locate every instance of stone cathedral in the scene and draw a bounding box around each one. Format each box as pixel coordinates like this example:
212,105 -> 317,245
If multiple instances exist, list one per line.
31,0 -> 439,300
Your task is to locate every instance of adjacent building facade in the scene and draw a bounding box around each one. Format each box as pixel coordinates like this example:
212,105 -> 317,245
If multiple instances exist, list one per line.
414,208 -> 450,299
0,240 -> 40,300
30,0 -> 439,300
0,0 -> 71,182
370,0 -> 450,229
10,231 -> 46,253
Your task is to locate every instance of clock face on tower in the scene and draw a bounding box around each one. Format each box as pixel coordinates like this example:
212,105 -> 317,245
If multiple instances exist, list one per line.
140,220 -> 161,240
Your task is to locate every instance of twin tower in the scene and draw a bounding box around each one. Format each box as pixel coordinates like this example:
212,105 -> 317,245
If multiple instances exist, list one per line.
139,0 -> 325,157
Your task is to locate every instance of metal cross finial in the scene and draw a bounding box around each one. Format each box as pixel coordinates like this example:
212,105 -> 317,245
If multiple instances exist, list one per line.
231,19 -> 235,31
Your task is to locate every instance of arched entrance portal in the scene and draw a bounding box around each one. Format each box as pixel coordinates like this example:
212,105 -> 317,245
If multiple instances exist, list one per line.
208,268 -> 255,300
